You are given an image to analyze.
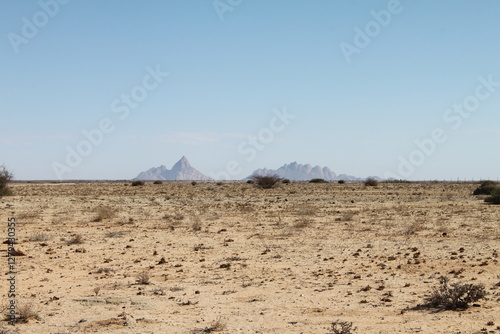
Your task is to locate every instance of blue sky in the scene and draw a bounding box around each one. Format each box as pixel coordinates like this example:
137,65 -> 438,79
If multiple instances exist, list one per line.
1,0 -> 499,180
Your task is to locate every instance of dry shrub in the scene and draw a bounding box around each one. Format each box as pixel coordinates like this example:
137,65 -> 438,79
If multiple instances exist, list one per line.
424,276 -> 486,310
16,303 -> 41,323
0,327 -> 18,334
136,271 -> 151,285
16,211 -> 39,220
250,174 -> 282,189
364,178 -> 379,187
29,232 -> 50,242
93,206 -> 116,222
293,217 -> 313,229
192,318 -> 226,333
191,216 -> 202,231
340,212 -> 355,221
295,204 -> 317,216
131,180 -> 145,187
0,166 -> 13,197
67,234 -> 84,245
330,320 -> 356,334
403,218 -> 425,235
105,231 -> 124,238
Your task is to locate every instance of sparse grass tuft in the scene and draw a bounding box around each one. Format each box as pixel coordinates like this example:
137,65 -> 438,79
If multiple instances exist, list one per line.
93,206 -> 116,222
29,232 -> 51,242
105,231 -> 125,238
293,217 -> 313,228
402,218 -> 425,236
67,234 -> 84,245
0,326 -> 18,334
191,216 -> 202,232
192,318 -> 226,333
424,276 -> 486,310
251,174 -> 282,189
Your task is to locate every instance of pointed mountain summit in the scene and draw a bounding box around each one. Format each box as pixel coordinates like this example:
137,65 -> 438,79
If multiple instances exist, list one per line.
134,156 -> 213,181
172,156 -> 191,170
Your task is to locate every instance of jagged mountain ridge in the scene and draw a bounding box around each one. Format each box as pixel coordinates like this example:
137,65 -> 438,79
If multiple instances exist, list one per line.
249,161 -> 337,181
134,156 -> 213,181
248,161 -> 378,181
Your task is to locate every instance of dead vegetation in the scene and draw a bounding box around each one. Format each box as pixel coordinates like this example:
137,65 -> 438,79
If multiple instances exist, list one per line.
93,206 -> 117,222
191,318 -> 226,333
329,320 -> 356,334
2,181 -> 499,333
67,234 -> 84,245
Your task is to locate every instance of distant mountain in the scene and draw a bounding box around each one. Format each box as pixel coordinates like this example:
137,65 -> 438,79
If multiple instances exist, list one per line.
247,161 -> 377,181
134,156 -> 213,181
248,161 -> 338,181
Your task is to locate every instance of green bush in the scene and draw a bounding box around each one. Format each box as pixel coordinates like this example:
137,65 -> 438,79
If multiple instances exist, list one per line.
309,178 -> 327,183
473,181 -> 498,195
131,180 -> 145,187
246,180 -> 255,184
424,276 -> 486,310
485,187 -> 500,204
0,166 -> 13,197
337,180 -> 346,184
0,186 -> 13,197
153,180 -> 163,185
282,179 -> 291,184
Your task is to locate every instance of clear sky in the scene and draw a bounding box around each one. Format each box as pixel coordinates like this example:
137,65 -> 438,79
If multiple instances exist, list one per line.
1,0 -> 499,180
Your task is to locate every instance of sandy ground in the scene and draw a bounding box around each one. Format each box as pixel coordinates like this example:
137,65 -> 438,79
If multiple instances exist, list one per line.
1,181 -> 499,333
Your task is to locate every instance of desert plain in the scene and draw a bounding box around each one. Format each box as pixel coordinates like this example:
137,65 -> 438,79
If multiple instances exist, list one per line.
1,181 -> 499,333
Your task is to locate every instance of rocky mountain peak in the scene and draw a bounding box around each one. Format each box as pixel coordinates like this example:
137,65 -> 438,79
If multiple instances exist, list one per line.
134,156 -> 212,181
